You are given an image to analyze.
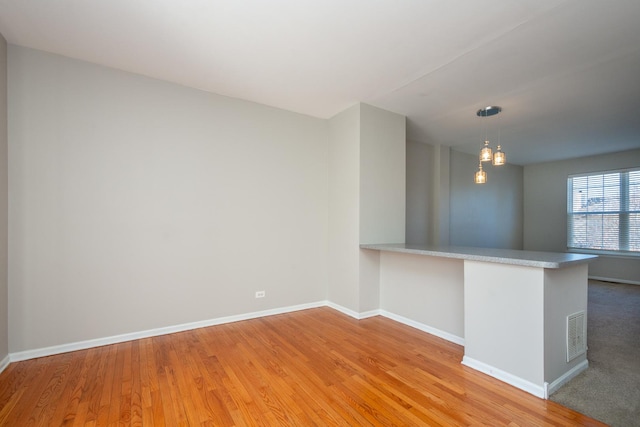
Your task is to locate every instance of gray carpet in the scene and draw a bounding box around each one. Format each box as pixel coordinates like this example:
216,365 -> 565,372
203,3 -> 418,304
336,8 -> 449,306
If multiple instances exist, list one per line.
550,280 -> 640,427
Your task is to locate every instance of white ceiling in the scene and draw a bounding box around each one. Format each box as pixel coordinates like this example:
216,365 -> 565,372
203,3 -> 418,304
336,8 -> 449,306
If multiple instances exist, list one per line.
1,0 -> 640,165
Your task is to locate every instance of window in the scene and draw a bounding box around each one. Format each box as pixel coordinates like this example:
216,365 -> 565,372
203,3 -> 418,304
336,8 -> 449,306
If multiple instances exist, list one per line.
567,168 -> 640,255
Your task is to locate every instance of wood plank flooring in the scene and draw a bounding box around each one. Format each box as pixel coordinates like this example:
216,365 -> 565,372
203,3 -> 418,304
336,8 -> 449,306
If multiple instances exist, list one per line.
0,307 -> 606,426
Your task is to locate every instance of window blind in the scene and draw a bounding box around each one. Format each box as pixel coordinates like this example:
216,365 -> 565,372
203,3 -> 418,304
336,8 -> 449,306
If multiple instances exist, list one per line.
567,169 -> 640,254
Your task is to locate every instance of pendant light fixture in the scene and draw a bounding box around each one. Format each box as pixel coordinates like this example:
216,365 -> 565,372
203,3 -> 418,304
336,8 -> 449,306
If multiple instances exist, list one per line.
474,162 -> 487,184
474,106 -> 506,183
493,145 -> 506,165
480,140 -> 492,162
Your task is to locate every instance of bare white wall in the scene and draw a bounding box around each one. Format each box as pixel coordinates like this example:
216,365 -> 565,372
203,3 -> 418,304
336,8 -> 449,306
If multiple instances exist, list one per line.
328,103 -> 405,314
464,261 -> 545,386
544,265 -> 589,385
0,33 -> 8,363
523,149 -> 640,284
328,104 -> 360,311
358,104 -> 405,313
450,149 -> 523,249
8,46 -> 329,353
379,252 -> 464,341
359,103 -> 405,245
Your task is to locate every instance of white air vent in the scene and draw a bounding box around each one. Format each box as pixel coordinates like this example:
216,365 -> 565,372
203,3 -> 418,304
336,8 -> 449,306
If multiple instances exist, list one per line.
567,311 -> 586,362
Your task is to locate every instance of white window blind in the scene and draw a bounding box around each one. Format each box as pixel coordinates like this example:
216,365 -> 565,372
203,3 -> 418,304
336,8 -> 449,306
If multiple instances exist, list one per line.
567,168 -> 640,255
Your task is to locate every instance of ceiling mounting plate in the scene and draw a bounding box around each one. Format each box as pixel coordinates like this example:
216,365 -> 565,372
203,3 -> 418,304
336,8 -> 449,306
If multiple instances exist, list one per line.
477,106 -> 502,117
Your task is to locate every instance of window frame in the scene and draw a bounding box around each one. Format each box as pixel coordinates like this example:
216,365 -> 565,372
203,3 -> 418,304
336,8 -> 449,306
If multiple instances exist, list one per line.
567,167 -> 640,258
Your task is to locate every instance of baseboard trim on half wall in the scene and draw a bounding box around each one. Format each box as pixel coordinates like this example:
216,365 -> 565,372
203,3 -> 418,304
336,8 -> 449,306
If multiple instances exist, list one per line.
379,310 -> 465,347
589,276 -> 640,286
462,355 -> 547,399
9,301 -> 327,363
547,359 -> 589,397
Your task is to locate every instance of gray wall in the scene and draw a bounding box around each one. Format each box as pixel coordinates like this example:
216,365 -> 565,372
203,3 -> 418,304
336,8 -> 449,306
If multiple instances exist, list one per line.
450,150 -> 523,249
405,143 -> 521,249
524,149 -> 640,284
406,140 -> 432,244
8,46 -> 329,352
0,33 -> 8,365
405,141 -> 450,246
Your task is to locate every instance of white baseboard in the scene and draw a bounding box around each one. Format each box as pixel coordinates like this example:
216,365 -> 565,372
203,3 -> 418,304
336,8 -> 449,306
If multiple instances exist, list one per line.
379,310 -> 465,346
547,359 -> 589,396
0,353 -> 9,374
9,302 -> 450,362
589,276 -> 640,286
462,355 -> 547,399
359,309 -> 381,319
10,301 -> 326,362
324,301 -> 380,320
319,305 -> 465,347
4,301 -> 591,404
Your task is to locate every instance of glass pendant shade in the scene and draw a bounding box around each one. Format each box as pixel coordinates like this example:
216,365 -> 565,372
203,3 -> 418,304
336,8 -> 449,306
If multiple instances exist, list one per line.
493,145 -> 506,166
480,140 -> 492,162
474,163 -> 487,184
474,106 -> 506,182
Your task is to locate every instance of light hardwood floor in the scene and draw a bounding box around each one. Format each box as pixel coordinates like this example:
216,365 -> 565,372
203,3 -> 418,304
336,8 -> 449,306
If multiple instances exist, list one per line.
0,307 -> 605,426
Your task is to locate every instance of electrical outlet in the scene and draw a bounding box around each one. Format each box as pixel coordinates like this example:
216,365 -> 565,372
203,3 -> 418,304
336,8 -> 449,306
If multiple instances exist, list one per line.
255,291 -> 265,298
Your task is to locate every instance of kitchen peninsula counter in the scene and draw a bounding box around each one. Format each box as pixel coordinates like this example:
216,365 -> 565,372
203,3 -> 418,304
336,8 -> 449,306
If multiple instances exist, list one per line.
361,243 -> 597,399
360,243 -> 596,268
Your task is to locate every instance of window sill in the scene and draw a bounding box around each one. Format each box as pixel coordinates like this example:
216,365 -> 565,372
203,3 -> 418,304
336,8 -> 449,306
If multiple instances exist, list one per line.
567,248 -> 640,259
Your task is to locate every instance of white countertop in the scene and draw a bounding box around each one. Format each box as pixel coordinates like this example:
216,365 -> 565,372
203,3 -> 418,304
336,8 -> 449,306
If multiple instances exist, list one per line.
359,243 -> 598,268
